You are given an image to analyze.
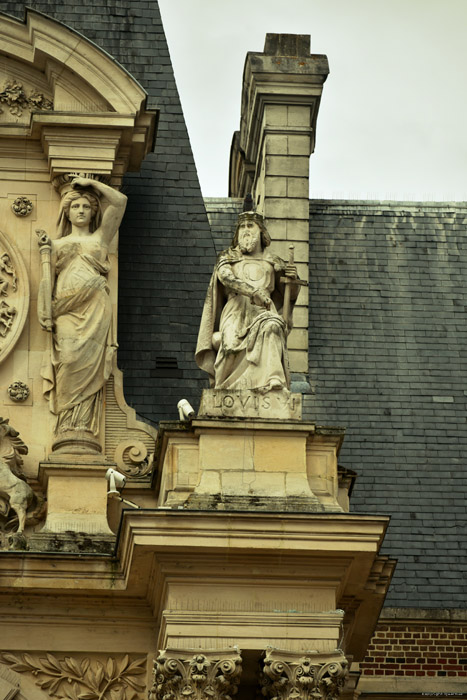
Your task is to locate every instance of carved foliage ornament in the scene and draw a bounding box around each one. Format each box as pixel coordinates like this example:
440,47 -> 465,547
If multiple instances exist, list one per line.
260,651 -> 349,700
150,650 -> 242,700
0,80 -> 53,117
0,652 -> 146,699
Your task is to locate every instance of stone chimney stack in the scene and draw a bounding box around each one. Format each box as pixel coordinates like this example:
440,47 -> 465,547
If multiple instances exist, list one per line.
229,33 -> 329,374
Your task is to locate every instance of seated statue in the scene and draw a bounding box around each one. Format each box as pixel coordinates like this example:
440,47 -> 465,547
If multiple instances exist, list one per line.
195,212 -> 301,393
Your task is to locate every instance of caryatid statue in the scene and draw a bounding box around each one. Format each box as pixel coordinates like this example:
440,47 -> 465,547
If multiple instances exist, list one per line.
195,211 -> 303,393
37,177 -> 127,450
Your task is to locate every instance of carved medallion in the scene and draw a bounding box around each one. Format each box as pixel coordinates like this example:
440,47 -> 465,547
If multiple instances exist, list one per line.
0,231 -> 29,363
11,196 -> 33,217
8,381 -> 30,402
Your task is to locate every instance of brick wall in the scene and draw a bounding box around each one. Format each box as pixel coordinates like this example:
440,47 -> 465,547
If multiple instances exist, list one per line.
361,622 -> 467,679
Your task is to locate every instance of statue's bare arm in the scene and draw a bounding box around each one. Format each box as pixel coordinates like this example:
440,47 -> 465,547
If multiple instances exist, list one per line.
218,264 -> 271,309
71,177 -> 127,247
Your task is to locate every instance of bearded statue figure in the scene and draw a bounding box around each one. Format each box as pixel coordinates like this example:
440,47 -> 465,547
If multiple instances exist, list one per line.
38,177 -> 127,448
195,212 -> 301,393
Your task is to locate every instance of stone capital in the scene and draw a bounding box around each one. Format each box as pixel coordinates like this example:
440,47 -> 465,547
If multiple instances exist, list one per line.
150,649 -> 242,700
261,649 -> 349,700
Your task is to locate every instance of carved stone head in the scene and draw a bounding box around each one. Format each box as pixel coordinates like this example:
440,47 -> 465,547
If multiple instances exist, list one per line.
57,189 -> 102,237
231,211 -> 271,250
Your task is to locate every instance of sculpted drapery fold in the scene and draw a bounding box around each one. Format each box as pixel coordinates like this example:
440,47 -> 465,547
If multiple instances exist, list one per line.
38,177 -> 127,443
195,212 -> 300,393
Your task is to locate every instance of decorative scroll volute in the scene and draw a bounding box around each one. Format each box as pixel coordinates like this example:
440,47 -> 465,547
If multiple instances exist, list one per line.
260,649 -> 349,700
150,649 -> 242,700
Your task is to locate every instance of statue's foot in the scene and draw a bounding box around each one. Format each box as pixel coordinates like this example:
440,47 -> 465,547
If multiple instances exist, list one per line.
255,379 -> 284,394
268,379 -> 284,391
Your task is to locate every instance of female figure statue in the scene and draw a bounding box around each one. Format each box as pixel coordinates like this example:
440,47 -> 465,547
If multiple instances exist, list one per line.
38,177 -> 127,447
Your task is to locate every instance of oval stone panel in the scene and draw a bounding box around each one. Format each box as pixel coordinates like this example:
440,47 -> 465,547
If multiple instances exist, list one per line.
0,229 -> 29,363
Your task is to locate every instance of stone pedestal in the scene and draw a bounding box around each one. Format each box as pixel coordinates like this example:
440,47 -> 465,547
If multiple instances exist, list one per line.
38,460 -> 114,534
198,388 -> 302,420
156,418 -> 346,513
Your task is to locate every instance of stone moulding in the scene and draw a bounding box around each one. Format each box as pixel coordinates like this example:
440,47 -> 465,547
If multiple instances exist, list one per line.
0,230 -> 29,364
0,79 -> 53,117
150,649 -> 242,700
104,371 -> 157,478
0,10 -> 157,184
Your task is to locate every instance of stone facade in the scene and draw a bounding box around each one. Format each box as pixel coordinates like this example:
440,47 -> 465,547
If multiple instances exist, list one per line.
0,2 -> 464,699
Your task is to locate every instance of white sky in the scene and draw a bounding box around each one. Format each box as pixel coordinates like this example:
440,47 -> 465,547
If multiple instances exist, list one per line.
158,0 -> 467,202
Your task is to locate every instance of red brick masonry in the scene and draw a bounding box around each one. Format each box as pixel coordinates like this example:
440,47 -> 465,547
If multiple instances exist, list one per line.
360,623 -> 467,678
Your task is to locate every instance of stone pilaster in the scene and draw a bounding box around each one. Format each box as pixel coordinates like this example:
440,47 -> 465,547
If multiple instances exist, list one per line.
230,34 -> 329,374
150,649 -> 242,700
260,649 -> 349,700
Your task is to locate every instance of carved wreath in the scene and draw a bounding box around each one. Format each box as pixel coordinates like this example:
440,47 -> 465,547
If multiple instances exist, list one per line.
0,652 -> 146,699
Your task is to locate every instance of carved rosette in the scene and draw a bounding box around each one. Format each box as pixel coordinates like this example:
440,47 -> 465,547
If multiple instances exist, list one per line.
260,650 -> 349,700
150,649 -> 242,700
11,196 -> 33,217
8,381 -> 30,402
0,230 -> 29,363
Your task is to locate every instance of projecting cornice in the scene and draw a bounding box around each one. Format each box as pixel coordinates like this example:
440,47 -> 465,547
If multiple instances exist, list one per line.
0,9 -> 157,182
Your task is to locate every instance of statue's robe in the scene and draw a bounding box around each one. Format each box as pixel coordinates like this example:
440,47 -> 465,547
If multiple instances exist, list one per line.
195,247 -> 297,392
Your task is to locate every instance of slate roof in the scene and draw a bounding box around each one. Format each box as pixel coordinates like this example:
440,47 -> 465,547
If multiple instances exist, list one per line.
206,197 -> 467,609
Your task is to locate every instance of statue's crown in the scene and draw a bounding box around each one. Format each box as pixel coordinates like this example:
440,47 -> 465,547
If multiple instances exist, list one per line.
237,211 -> 264,226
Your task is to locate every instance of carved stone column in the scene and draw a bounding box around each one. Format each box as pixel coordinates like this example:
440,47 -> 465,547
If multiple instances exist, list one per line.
260,649 -> 349,700
149,649 -> 242,700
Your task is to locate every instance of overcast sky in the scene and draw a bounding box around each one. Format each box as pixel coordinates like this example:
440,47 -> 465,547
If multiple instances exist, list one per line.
158,0 -> 466,202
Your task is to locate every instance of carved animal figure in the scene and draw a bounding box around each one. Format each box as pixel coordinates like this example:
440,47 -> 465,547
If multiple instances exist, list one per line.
0,417 -> 33,533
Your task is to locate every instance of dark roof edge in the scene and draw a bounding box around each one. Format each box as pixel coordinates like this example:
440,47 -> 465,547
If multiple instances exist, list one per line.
382,607 -> 467,622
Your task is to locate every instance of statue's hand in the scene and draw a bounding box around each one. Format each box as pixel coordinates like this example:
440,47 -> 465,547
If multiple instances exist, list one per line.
251,288 -> 271,309
71,176 -> 95,189
284,263 -> 298,280
35,229 -> 51,248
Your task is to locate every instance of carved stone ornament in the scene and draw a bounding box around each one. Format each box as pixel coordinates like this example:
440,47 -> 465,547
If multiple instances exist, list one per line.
195,211 -> 306,396
260,650 -> 349,700
11,196 -> 33,217
0,230 -> 29,364
114,440 -> 153,478
0,652 -> 147,699
150,649 -> 242,700
0,80 -> 53,117
8,380 -> 30,402
0,417 -> 44,536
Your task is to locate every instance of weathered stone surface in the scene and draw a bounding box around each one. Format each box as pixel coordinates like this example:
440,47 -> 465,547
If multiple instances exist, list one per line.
198,388 -> 302,420
196,211 -> 304,407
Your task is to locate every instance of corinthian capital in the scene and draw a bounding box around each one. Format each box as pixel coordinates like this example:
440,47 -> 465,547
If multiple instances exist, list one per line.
150,648 -> 242,700
261,649 -> 349,700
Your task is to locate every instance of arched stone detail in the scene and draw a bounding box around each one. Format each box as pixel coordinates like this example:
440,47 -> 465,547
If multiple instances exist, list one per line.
0,9 -> 156,183
0,229 -> 29,364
